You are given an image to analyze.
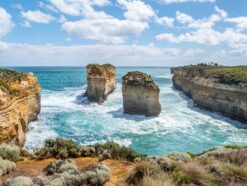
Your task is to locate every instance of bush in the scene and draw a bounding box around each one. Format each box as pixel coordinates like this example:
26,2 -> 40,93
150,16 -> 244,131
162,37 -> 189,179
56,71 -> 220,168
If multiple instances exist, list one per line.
172,161 -> 220,185
0,157 -> 16,176
36,159 -> 110,186
168,152 -> 192,162
44,159 -> 78,175
126,161 -> 162,185
81,163 -> 110,186
93,141 -> 145,161
34,138 -> 82,159
4,176 -> 33,186
0,144 -> 22,162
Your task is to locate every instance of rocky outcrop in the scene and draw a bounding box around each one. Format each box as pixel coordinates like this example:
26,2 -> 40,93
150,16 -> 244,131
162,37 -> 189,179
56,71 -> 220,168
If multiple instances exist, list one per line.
172,66 -> 247,123
86,64 -> 116,104
0,69 -> 41,146
122,71 -> 161,116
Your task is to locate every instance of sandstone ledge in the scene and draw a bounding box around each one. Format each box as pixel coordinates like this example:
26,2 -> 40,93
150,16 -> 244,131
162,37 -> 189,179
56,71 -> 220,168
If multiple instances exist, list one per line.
172,65 -> 247,123
86,64 -> 116,104
122,71 -> 161,116
0,69 -> 41,146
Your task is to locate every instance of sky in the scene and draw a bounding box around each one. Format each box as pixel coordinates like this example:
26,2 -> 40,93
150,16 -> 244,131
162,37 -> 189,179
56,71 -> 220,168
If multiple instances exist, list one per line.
0,0 -> 247,66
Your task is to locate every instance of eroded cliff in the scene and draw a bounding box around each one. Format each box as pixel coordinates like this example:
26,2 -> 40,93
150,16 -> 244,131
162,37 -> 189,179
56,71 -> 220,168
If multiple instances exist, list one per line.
172,66 -> 247,123
122,71 -> 161,116
0,69 -> 41,146
86,64 -> 116,104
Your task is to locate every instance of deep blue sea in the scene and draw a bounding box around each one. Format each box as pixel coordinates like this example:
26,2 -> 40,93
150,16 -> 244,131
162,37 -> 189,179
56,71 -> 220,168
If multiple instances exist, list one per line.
7,67 -> 247,155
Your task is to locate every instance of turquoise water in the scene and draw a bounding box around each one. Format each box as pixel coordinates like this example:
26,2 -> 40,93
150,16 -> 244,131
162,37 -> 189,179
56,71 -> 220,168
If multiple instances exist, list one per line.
8,67 -> 247,155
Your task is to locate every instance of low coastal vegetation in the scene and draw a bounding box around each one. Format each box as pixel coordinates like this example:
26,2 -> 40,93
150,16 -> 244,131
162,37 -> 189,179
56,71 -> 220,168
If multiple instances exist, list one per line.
0,69 -> 24,95
1,138 -> 247,186
34,138 -> 145,161
177,64 -> 247,86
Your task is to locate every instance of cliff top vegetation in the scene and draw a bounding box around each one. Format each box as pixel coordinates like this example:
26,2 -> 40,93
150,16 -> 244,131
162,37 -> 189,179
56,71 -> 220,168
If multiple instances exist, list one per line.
177,65 -> 247,86
0,69 -> 24,95
122,71 -> 159,90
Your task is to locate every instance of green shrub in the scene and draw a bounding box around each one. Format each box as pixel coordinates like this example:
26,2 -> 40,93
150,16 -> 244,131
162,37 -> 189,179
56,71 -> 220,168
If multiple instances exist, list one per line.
168,152 -> 192,162
44,159 -> 78,175
38,160 -> 110,186
92,141 -> 145,161
224,145 -> 247,149
34,138 -> 82,159
0,144 -> 22,162
4,176 -> 33,186
0,158 -> 16,176
81,163 -> 110,185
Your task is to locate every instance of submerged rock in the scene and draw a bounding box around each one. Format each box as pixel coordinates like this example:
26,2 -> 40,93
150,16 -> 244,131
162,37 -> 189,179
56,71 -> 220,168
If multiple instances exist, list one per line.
86,64 -> 116,104
122,71 -> 161,116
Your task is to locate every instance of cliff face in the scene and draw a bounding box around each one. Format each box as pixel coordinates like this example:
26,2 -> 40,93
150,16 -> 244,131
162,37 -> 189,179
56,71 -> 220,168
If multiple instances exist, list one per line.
0,69 -> 41,146
86,64 -> 116,104
172,66 -> 247,123
122,71 -> 161,116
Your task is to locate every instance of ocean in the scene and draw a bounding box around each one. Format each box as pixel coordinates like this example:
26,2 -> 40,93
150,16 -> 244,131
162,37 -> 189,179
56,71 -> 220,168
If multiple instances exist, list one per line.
7,67 -> 247,155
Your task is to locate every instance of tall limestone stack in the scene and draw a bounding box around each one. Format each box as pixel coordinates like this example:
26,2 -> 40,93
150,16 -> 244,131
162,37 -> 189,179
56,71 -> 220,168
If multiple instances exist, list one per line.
0,69 -> 41,146
86,64 -> 116,104
122,71 -> 161,116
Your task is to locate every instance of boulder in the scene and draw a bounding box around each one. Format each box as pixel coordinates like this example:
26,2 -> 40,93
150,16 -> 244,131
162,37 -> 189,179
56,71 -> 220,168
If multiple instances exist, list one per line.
122,71 -> 161,116
86,64 -> 116,104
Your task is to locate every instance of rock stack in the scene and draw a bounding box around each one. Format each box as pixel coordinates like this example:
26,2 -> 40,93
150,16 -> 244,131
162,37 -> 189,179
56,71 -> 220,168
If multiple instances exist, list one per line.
122,71 -> 161,116
86,64 -> 116,104
0,69 -> 41,146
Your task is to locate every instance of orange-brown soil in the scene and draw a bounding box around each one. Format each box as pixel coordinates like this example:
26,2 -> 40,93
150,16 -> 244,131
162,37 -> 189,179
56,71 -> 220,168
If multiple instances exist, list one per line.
0,157 -> 134,186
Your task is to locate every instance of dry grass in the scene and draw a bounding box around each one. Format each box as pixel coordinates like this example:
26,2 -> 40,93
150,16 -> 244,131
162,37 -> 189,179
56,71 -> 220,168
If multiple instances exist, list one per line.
142,173 -> 175,186
172,161 -> 220,186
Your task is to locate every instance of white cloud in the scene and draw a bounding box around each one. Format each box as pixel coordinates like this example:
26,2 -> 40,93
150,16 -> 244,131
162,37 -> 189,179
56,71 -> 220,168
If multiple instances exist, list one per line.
156,7 -> 247,49
117,0 -> 155,21
0,42 -> 184,66
0,7 -> 14,38
161,0 -> 215,4
226,17 -> 247,31
48,0 -> 110,16
215,6 -> 227,18
184,48 -> 204,56
156,17 -> 174,27
21,10 -> 54,24
62,18 -> 148,44
21,20 -> 31,28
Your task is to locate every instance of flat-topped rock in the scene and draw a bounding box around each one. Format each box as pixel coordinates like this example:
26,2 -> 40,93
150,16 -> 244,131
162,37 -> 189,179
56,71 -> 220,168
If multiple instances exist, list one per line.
86,64 -> 116,104
122,71 -> 161,116
0,69 -> 41,146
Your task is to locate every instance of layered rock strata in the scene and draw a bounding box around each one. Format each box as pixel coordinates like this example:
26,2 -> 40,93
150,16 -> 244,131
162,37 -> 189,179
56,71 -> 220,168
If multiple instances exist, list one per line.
122,71 -> 161,116
86,64 -> 116,104
0,69 -> 41,146
172,66 -> 247,123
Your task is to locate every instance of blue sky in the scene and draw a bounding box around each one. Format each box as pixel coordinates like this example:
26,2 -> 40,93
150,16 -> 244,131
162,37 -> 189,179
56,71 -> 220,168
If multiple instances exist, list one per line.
0,0 -> 247,66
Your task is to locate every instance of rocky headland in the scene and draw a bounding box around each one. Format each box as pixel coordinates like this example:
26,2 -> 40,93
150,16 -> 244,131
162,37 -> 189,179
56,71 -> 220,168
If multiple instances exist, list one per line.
122,71 -> 161,116
172,65 -> 247,123
0,69 -> 41,146
86,64 -> 116,104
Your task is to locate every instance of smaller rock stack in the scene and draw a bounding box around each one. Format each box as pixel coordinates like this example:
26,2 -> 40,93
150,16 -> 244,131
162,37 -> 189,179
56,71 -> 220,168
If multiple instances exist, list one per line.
86,64 -> 116,104
122,71 -> 161,116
